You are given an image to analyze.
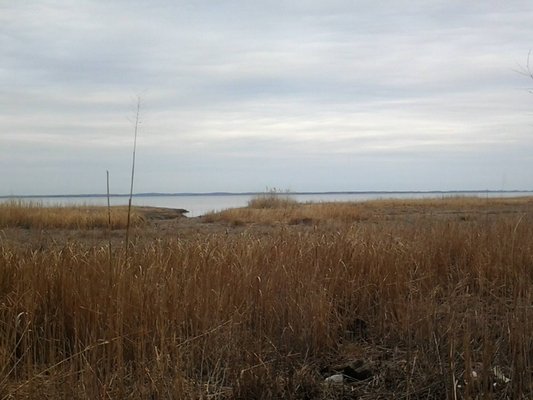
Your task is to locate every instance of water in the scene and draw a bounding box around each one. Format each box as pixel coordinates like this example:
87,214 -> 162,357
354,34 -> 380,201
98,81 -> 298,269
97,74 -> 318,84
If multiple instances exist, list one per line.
1,191 -> 532,217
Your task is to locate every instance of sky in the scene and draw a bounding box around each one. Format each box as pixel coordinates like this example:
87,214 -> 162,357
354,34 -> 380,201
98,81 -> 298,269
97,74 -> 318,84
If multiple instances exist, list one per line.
2,0 -> 533,195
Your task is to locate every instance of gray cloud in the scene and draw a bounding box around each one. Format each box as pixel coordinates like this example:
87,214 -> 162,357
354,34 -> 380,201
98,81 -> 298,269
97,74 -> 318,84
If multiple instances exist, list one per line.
2,0 -> 533,194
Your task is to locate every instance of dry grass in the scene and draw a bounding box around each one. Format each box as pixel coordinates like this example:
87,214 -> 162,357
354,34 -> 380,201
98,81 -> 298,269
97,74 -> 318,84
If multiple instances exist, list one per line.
0,199 -> 532,399
246,190 -> 298,209
0,201 -> 144,229
204,195 -> 533,226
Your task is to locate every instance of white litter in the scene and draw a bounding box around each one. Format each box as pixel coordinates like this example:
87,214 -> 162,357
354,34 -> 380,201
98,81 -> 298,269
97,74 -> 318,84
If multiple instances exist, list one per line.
324,374 -> 344,384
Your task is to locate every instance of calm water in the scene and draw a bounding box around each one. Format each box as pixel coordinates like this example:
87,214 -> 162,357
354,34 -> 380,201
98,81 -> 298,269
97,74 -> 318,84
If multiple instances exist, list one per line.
2,192 -> 532,217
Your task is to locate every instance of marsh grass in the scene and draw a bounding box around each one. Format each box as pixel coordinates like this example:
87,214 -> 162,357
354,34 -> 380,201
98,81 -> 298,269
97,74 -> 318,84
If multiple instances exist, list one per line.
0,201 -> 143,229
0,199 -> 531,398
246,189 -> 298,209
205,195 -> 533,225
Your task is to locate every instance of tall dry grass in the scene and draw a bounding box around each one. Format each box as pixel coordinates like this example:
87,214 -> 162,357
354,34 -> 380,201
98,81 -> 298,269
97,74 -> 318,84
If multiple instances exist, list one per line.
246,189 -> 298,209
0,201 -> 531,398
0,201 -> 143,229
204,196 -> 533,226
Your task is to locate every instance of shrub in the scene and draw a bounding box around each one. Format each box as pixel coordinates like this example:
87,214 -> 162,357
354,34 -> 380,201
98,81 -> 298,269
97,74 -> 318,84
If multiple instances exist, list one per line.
247,188 -> 298,209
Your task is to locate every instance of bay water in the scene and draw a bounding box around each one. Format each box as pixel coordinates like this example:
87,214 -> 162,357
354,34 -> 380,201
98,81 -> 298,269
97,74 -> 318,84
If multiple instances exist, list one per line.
2,191 -> 532,217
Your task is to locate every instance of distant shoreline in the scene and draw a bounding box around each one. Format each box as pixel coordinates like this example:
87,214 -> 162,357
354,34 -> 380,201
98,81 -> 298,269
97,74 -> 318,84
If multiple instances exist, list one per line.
2,190 -> 533,199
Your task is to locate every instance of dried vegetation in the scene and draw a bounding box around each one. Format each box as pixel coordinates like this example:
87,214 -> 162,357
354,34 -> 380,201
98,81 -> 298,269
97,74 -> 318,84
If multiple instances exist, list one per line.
0,197 -> 531,399
0,201 -> 143,230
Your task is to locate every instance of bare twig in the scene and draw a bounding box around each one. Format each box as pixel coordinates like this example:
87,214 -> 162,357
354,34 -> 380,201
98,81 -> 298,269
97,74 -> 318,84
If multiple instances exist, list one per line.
526,50 -> 533,79
513,50 -> 533,93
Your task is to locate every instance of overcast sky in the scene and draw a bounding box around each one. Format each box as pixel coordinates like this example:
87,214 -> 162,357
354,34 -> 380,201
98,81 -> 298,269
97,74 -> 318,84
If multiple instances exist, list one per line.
2,0 -> 533,195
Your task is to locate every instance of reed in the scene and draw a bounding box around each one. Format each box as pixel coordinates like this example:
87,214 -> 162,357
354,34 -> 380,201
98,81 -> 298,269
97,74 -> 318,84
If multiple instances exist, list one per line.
247,189 -> 298,209
125,96 -> 141,259
0,199 -> 531,399
204,195 -> 533,226
0,201 -> 143,229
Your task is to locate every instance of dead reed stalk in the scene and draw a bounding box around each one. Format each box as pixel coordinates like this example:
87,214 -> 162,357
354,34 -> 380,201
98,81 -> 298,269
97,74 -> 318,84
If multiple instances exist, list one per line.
125,96 -> 141,260
0,199 -> 531,398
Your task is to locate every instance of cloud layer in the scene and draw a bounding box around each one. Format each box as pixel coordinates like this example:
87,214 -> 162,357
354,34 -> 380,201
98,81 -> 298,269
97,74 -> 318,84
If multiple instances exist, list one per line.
2,0 -> 533,194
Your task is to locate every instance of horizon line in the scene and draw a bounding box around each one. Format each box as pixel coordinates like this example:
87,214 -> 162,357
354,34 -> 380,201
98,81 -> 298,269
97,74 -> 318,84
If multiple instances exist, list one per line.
1,189 -> 533,199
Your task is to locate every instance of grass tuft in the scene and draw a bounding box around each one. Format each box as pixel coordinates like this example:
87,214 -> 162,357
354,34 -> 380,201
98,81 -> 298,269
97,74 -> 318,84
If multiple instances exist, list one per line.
247,188 -> 298,209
